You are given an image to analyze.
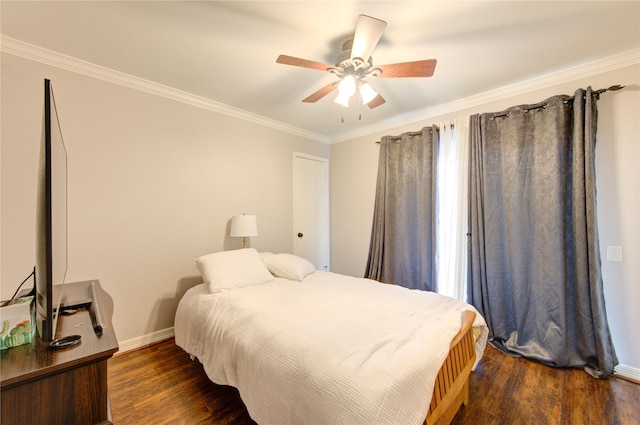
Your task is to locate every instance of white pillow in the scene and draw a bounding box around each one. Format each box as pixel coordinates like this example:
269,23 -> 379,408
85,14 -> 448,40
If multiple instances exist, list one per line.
195,248 -> 274,292
263,253 -> 316,281
259,251 -> 275,260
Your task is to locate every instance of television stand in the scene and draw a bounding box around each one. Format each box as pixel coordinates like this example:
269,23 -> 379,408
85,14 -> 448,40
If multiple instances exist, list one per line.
0,280 -> 119,425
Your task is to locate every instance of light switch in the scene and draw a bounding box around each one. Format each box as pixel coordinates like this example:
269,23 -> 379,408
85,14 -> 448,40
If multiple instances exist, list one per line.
607,246 -> 622,262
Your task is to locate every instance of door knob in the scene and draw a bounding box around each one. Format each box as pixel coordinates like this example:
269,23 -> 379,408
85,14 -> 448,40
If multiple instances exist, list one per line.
297,232 -> 304,238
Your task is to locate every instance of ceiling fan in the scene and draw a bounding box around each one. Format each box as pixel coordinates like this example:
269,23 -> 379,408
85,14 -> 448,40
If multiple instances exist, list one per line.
276,14 -> 437,109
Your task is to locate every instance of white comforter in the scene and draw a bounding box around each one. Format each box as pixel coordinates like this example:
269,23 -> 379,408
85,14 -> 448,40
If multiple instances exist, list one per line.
175,271 -> 488,425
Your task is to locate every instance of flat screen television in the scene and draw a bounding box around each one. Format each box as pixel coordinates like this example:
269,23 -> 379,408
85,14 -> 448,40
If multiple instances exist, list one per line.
35,79 -> 68,342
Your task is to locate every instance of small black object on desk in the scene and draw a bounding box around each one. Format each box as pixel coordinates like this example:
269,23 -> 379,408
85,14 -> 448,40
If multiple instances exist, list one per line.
49,334 -> 82,349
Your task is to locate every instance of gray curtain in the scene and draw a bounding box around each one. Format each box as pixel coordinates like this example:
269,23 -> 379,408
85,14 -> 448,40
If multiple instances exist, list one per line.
365,126 -> 438,291
468,88 -> 617,377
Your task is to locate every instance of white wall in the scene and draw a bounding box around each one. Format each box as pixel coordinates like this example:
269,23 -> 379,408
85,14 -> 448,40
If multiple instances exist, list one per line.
330,63 -> 640,377
1,53 -> 329,344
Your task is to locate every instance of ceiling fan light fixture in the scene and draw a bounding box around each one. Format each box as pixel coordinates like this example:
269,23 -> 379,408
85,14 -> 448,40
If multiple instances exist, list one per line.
334,92 -> 351,107
334,75 -> 356,107
338,75 -> 356,97
276,15 -> 435,109
359,82 -> 378,104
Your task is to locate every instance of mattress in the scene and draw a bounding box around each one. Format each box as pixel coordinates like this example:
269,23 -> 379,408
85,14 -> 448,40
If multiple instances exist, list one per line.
175,271 -> 487,425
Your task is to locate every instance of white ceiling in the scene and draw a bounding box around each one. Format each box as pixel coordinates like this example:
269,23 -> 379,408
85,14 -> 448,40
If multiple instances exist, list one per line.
2,1 -> 639,141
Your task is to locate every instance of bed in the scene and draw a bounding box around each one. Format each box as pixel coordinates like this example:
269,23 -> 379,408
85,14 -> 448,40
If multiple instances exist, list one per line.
175,249 -> 488,425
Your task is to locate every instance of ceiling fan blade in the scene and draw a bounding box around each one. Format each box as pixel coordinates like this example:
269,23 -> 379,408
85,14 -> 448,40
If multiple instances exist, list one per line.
302,82 -> 338,103
367,93 -> 386,109
350,15 -> 387,62
276,55 -> 333,72
376,59 -> 437,78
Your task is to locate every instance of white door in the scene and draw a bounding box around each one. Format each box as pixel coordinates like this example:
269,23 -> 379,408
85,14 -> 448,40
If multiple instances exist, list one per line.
293,153 -> 330,271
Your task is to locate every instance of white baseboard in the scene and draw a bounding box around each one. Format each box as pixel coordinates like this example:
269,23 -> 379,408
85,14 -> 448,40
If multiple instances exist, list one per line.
114,327 -> 175,355
614,364 -> 640,382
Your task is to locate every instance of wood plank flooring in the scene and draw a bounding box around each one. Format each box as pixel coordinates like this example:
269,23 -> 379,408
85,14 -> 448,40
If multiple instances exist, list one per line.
108,339 -> 640,425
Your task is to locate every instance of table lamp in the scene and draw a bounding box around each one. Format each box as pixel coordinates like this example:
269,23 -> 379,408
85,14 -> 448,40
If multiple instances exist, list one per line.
230,214 -> 258,248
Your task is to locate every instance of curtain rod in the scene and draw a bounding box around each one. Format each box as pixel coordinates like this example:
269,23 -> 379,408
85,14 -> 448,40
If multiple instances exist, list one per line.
376,130 -> 430,144
388,129 -> 431,140
489,85 -> 625,120
595,84 -> 625,95
376,123 -> 454,144
376,85 -> 625,141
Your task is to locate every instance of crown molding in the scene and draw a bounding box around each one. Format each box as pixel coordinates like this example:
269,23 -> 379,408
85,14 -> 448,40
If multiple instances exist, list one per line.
331,48 -> 640,143
3,36 -> 636,146
0,36 -> 330,144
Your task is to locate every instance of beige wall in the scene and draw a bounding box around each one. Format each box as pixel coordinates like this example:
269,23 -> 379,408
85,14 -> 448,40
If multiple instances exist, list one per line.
330,64 -> 640,376
1,53 -> 329,343
2,46 -> 638,377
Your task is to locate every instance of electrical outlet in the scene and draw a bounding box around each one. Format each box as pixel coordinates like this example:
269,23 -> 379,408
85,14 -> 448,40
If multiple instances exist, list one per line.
606,246 -> 622,262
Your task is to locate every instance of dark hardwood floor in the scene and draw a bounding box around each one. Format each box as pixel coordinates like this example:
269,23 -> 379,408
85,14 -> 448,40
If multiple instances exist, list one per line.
109,339 -> 640,425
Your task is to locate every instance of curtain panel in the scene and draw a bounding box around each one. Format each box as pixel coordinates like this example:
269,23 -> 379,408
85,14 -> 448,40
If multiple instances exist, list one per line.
436,118 -> 470,301
468,88 -> 617,377
365,126 -> 439,292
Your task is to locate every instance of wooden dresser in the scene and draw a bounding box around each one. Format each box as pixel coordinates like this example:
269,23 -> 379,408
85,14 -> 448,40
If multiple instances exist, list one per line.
1,280 -> 119,425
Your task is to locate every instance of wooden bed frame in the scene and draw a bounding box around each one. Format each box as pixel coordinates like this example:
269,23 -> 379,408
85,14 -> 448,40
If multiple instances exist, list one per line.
425,310 -> 477,425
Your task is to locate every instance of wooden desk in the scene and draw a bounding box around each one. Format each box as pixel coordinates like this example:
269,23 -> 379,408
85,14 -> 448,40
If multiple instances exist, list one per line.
1,280 -> 119,425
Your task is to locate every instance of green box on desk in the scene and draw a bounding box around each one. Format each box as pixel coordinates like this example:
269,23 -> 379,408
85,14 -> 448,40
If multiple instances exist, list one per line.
0,296 -> 34,350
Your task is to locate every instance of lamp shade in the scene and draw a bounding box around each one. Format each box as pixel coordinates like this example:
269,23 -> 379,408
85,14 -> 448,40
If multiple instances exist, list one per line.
230,214 -> 258,237
359,82 -> 378,104
334,92 -> 351,107
337,75 -> 356,97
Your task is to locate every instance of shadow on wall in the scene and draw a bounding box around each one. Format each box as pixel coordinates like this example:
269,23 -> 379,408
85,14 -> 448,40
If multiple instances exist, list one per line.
145,275 -> 204,335
143,219 -> 254,336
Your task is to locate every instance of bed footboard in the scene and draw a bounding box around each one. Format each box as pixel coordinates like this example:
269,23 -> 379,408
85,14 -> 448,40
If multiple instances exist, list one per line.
425,310 -> 477,425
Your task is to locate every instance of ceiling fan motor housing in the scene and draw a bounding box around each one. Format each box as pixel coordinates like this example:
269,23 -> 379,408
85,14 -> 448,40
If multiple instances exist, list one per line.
332,39 -> 382,80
